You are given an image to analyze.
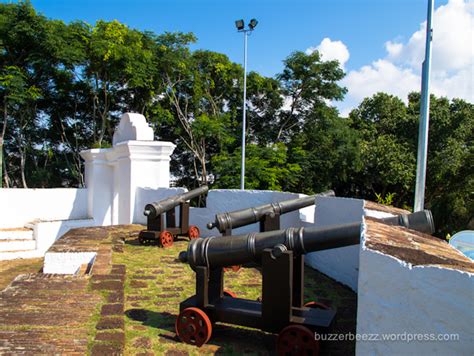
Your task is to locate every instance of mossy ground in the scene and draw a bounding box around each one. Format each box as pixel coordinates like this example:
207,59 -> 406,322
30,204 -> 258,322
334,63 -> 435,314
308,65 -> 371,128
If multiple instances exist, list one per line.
115,236 -> 357,355
0,257 -> 43,290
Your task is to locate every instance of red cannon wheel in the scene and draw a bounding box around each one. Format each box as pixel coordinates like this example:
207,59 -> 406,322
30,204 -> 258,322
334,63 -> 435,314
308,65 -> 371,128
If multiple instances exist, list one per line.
277,324 -> 320,355
175,307 -> 212,347
188,225 -> 200,240
223,289 -> 237,298
304,301 -> 331,310
159,230 -> 174,248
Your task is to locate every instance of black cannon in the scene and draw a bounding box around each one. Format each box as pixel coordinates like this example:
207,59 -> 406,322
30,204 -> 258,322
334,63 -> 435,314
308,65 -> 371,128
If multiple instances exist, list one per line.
207,190 -> 335,235
175,210 -> 435,353
379,209 -> 435,234
176,223 -> 359,353
138,186 -> 208,247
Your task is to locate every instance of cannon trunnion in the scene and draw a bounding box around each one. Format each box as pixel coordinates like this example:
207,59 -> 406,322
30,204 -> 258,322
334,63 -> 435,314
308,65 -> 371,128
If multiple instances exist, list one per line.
138,186 -> 208,247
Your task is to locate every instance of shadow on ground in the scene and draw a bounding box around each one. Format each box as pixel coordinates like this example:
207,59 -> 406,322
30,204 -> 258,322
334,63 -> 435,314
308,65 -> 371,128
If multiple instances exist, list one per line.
125,308 -> 276,354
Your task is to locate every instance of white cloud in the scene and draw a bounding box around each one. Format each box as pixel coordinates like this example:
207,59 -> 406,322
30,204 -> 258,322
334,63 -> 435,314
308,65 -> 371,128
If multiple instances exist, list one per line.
344,60 -> 420,102
338,0 -> 473,116
306,37 -> 350,69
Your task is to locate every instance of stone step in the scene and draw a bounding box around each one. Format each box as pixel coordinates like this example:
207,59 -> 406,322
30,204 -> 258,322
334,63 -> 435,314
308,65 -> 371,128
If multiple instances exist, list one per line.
0,239 -> 36,252
0,228 -> 34,241
0,250 -> 44,261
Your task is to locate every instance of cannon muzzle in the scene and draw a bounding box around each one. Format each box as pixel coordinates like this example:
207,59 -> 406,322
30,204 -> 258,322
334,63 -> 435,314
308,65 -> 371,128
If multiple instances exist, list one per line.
207,190 -> 335,232
380,210 -> 434,234
144,186 -> 209,219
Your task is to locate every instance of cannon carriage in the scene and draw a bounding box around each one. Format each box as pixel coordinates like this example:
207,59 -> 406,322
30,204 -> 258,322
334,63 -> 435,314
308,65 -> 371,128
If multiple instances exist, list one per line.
138,186 -> 208,247
175,210 -> 435,354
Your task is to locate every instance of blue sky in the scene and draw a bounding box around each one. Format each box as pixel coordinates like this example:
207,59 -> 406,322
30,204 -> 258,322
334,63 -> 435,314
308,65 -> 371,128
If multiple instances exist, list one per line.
12,0 -> 474,113
27,0 -> 445,75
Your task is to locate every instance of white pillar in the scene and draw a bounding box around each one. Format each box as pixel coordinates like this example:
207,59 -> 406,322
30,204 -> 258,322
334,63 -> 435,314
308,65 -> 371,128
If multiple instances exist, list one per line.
80,113 -> 176,225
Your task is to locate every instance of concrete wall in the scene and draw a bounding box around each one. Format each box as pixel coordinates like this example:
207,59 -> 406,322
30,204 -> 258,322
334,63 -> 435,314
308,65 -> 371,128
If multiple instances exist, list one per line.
135,187 -> 187,224
0,188 -> 88,228
304,197 -> 398,292
356,237 -> 474,355
305,196 -> 365,291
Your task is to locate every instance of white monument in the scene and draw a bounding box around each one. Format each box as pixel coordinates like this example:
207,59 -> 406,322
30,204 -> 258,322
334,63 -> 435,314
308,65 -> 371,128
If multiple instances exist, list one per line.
80,113 -> 175,225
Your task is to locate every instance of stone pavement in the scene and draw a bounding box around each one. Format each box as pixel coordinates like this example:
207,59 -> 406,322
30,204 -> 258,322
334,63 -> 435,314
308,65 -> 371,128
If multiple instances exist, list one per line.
0,225 -> 142,355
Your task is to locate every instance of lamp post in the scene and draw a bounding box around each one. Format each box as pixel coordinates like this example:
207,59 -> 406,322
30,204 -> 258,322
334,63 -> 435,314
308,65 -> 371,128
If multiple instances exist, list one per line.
235,18 -> 258,190
414,0 -> 434,211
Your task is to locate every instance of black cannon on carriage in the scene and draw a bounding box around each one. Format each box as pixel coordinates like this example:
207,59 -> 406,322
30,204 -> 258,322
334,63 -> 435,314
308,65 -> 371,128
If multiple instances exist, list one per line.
207,190 -> 335,235
138,186 -> 208,247
175,209 -> 434,354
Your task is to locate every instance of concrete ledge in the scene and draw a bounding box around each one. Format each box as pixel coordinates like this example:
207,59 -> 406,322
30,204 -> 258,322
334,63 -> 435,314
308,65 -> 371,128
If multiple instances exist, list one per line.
356,219 -> 474,355
27,218 -> 96,254
0,228 -> 34,240
0,249 -> 44,261
43,252 -> 96,274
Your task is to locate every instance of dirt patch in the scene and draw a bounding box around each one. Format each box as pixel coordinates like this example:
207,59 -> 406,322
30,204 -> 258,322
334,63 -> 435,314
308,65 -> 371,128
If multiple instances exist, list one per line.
96,317 -> 125,330
130,280 -> 148,288
133,336 -> 152,348
95,331 -> 125,343
101,303 -> 124,316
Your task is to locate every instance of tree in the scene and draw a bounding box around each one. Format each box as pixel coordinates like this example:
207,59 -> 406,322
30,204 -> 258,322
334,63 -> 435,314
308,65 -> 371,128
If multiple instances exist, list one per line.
212,143 -> 301,191
275,51 -> 346,141
349,93 -> 416,205
348,92 -> 473,235
85,20 -> 155,147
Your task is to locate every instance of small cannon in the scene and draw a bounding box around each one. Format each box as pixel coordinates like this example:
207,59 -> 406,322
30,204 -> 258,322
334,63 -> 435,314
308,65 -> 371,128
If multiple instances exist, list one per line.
176,210 -> 435,353
379,209 -> 435,234
138,186 -> 208,247
207,190 -> 335,235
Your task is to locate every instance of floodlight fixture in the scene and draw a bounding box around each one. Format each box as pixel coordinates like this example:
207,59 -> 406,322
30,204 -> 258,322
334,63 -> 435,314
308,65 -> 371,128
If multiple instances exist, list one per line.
249,19 -> 258,29
235,19 -> 245,31
235,18 -> 259,190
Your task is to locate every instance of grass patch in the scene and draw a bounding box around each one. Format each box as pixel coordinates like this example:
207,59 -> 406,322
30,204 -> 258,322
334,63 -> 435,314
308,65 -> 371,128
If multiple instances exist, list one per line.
0,257 -> 43,290
114,235 -> 357,355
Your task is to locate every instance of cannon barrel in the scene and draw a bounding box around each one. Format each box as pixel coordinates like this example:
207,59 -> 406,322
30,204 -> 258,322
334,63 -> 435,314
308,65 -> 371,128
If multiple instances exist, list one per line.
207,190 -> 335,232
380,210 -> 435,234
180,222 -> 360,269
180,210 -> 436,269
144,186 -> 209,219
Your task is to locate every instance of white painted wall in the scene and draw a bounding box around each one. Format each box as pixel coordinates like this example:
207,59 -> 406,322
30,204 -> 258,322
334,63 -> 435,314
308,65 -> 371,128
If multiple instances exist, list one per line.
305,196 -> 365,291
356,234 -> 474,355
135,187 -> 187,225
0,188 -> 88,228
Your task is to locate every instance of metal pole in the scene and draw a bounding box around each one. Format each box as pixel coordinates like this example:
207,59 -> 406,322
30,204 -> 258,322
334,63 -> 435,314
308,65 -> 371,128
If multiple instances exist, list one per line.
414,0 -> 434,212
240,31 -> 248,190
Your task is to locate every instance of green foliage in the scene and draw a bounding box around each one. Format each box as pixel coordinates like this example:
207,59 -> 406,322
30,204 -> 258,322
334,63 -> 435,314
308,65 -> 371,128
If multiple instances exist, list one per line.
348,92 -> 473,236
212,143 -> 301,191
375,192 -> 396,206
